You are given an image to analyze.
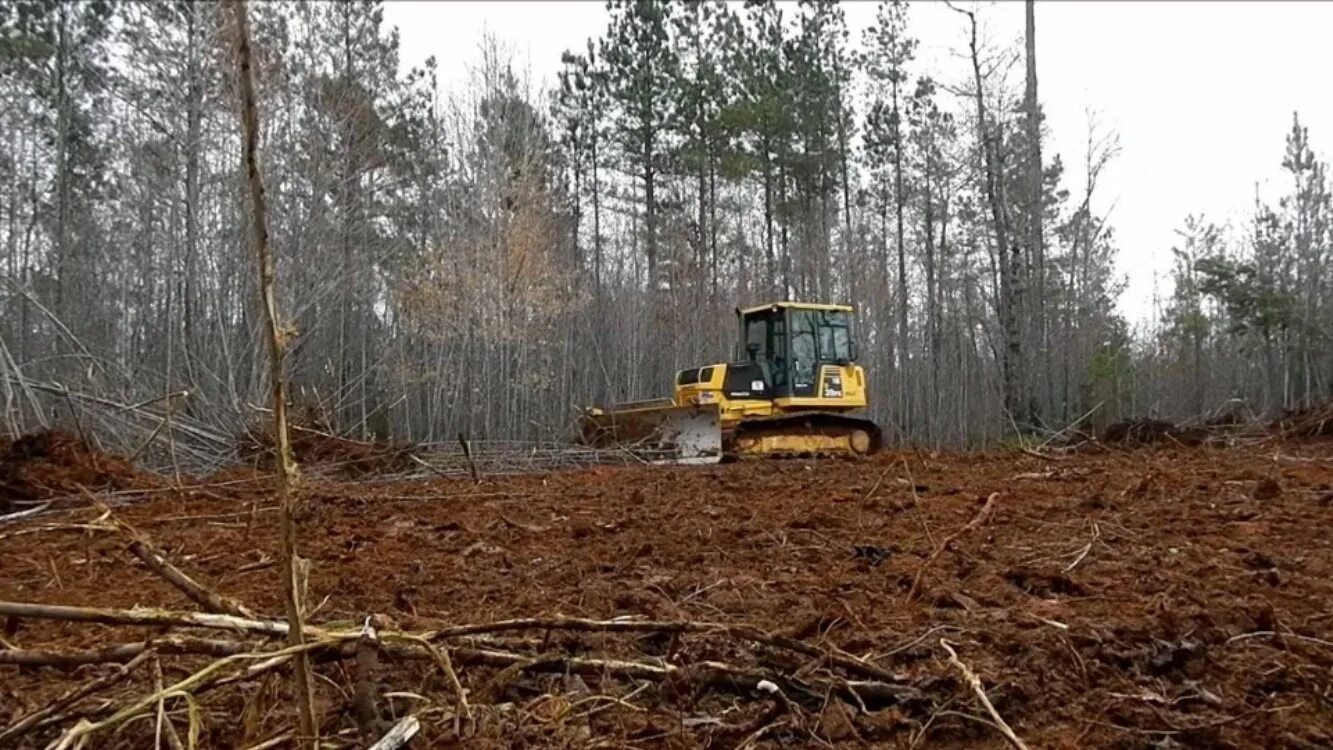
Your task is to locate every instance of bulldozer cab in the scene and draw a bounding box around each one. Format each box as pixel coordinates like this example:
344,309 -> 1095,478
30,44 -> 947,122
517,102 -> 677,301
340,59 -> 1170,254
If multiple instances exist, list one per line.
735,302 -> 856,399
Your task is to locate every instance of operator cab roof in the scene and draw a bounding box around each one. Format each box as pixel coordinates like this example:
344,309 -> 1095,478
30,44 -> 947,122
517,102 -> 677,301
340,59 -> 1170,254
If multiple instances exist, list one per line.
736,301 -> 855,316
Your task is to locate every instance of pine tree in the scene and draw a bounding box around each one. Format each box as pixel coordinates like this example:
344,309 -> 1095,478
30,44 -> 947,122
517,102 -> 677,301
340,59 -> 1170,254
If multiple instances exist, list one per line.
603,0 -> 677,289
1278,113 -> 1331,405
863,0 -> 915,370
732,0 -> 791,295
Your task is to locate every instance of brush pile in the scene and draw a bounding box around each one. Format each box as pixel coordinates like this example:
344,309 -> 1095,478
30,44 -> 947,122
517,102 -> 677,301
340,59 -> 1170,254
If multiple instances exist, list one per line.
1274,402 -> 1333,438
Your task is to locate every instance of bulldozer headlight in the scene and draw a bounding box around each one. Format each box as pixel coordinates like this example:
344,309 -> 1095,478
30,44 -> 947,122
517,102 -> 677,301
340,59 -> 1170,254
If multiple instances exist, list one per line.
694,391 -> 718,404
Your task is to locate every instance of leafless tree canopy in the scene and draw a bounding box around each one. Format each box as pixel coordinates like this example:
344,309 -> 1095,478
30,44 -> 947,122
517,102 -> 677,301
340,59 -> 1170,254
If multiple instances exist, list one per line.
0,0 -> 1329,457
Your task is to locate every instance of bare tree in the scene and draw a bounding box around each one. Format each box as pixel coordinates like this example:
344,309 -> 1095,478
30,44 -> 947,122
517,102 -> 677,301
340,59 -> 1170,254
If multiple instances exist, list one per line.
226,1 -> 318,746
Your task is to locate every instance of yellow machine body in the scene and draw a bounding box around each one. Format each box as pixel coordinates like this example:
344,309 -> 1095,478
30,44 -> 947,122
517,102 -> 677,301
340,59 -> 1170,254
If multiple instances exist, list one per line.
580,302 -> 882,461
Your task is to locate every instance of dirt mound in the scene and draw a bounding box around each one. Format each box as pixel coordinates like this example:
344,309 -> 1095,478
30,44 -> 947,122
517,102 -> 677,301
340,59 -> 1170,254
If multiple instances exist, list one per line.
0,430 -> 158,507
241,423 -> 417,478
1274,402 -> 1333,437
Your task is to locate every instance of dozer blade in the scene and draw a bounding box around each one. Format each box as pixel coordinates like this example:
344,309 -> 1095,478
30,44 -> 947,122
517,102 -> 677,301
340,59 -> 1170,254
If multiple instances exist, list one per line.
579,403 -> 722,464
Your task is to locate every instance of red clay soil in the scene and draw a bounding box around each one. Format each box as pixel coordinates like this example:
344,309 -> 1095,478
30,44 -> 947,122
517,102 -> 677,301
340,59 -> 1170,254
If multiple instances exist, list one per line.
3,438 -> 1333,748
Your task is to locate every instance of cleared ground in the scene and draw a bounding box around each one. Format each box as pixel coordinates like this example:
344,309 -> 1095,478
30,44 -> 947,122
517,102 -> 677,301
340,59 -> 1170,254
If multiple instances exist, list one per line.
2,433 -> 1332,748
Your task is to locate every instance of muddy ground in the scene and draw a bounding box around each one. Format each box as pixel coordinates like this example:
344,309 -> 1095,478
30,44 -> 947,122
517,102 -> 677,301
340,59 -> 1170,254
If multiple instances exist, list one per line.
2,434 -> 1332,749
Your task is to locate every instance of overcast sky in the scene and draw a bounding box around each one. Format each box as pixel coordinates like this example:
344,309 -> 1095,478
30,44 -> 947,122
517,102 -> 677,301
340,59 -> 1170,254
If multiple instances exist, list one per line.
381,1 -> 1333,326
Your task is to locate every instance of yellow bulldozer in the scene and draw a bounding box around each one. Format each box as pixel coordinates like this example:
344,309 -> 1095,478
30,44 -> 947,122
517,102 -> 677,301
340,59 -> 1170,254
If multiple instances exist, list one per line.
579,301 -> 883,463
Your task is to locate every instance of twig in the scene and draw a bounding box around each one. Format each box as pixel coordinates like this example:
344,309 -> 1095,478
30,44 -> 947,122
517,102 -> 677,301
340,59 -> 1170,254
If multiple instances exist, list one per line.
1021,446 -> 1066,462
153,657 -> 187,750
939,639 -> 1030,750
1037,401 -> 1102,450
1061,522 -> 1100,574
882,625 -> 961,658
860,466 -> 894,506
1225,631 -> 1333,648
129,406 -> 173,464
237,731 -> 294,750
906,493 -> 999,602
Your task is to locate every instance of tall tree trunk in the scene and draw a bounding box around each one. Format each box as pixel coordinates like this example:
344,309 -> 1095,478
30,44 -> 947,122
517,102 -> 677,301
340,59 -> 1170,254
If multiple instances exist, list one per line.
183,1 -> 204,384
892,80 -> 908,372
591,107 -> 603,292
779,157 -> 790,297
708,147 -> 719,300
761,134 -> 775,294
644,132 -> 657,288
53,4 -> 71,320
957,5 -> 1020,427
923,156 -> 937,433
1024,0 -> 1047,426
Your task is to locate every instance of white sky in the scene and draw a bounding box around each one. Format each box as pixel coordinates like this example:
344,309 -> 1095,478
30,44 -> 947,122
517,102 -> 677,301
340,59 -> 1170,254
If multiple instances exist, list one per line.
382,1 -> 1333,325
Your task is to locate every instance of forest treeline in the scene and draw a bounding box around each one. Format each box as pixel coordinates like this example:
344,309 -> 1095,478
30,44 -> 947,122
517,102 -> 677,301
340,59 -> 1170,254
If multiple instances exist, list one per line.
0,0 -> 1329,451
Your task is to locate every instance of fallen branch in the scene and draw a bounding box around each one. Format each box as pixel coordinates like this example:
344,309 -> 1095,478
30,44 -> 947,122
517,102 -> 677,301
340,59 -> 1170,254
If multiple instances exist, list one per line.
128,540 -> 260,619
0,635 -> 261,668
95,506 -> 257,620
407,453 -> 451,479
367,716 -> 420,750
906,493 -> 999,602
0,503 -> 52,523
438,644 -> 921,706
0,650 -> 153,745
426,615 -> 907,684
44,635 -> 353,750
0,600 -> 290,636
939,639 -> 1030,750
